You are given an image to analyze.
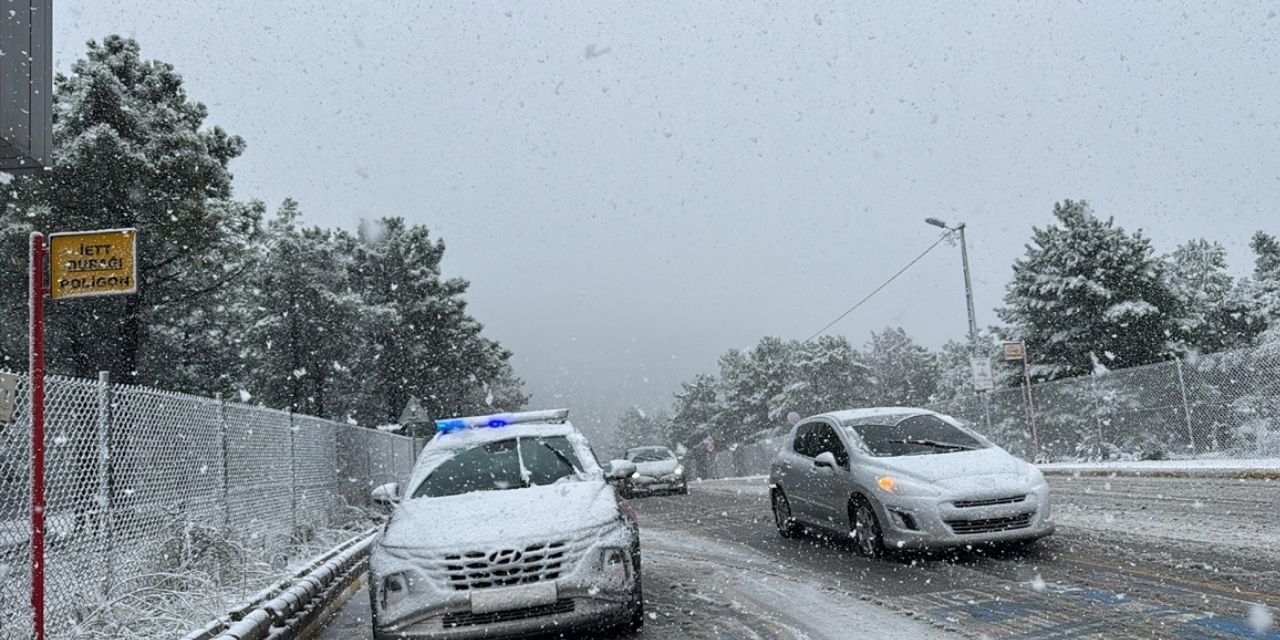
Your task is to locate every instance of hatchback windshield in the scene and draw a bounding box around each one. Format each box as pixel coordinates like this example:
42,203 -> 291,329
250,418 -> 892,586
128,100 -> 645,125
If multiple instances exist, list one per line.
847,415 -> 987,457
409,436 -> 583,499
628,448 -> 674,462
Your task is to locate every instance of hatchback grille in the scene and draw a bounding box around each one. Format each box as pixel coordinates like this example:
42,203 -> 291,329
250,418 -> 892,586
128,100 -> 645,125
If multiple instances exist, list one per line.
946,512 -> 1033,534
442,599 -> 574,627
952,495 -> 1027,508
443,541 -> 570,591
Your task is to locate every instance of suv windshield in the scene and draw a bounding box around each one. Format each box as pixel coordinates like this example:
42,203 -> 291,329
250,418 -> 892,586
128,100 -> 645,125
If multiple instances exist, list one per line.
628,448 -> 673,462
409,436 -> 583,499
847,415 -> 987,457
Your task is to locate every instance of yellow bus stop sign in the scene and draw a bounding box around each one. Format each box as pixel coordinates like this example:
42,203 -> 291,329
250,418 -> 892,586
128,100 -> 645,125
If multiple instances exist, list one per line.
48,228 -> 138,300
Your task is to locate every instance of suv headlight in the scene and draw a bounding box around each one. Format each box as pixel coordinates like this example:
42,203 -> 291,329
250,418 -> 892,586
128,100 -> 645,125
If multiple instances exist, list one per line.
378,572 -> 411,612
598,547 -> 632,590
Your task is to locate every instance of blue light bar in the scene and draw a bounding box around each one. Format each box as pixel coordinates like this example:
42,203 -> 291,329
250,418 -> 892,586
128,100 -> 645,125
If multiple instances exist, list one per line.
435,409 -> 569,433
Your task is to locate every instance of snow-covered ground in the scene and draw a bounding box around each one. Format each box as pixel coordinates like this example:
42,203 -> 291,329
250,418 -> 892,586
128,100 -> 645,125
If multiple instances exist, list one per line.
1040,457 -> 1280,476
640,527 -> 958,639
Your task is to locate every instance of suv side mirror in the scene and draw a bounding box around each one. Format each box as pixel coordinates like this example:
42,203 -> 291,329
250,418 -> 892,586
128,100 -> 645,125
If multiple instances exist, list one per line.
606,459 -> 637,479
814,451 -> 838,470
371,482 -> 402,505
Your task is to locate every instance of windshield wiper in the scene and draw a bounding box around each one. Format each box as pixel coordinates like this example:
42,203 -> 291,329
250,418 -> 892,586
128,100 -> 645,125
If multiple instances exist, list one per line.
886,438 -> 976,451
534,438 -> 583,477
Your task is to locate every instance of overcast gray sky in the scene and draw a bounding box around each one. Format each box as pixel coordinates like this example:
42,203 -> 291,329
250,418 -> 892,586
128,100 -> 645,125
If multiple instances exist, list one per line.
56,1 -> 1280,444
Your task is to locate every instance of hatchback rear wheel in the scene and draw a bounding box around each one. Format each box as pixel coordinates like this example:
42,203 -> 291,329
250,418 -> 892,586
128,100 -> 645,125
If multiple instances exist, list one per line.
772,489 -> 800,538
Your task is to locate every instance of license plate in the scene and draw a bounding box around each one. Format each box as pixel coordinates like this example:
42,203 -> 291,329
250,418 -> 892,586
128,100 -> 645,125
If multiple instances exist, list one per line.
470,581 -> 557,613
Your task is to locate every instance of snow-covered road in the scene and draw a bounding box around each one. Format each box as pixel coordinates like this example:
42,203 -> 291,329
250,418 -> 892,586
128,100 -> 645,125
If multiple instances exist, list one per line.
683,474 -> 1279,639
318,474 -> 1279,639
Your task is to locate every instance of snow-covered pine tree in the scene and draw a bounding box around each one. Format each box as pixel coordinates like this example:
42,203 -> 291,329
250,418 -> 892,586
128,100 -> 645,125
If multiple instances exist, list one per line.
0,36 -> 256,390
772,335 -> 873,419
864,327 -> 939,406
342,217 -> 526,424
1250,231 -> 1280,332
242,200 -> 362,417
614,407 -> 668,453
670,373 -> 721,449
1165,239 -> 1263,354
997,200 -> 1184,380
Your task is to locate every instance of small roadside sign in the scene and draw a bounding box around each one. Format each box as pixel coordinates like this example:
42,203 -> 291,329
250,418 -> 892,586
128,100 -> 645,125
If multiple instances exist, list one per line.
0,372 -> 17,423
399,395 -> 429,425
970,357 -> 994,391
48,228 -> 137,300
1002,341 -> 1025,360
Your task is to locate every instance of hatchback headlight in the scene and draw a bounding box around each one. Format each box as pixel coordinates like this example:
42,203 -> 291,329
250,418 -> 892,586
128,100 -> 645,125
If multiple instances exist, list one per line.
1026,462 -> 1047,487
876,475 -> 938,497
673,465 -> 685,477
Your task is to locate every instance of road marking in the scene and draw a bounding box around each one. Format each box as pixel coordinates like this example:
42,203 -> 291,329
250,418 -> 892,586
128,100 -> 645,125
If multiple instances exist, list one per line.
1058,553 -> 1280,605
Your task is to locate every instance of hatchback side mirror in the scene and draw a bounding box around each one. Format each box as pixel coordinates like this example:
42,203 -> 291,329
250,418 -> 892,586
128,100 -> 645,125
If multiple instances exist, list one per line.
606,459 -> 637,479
371,482 -> 402,505
814,451 -> 838,470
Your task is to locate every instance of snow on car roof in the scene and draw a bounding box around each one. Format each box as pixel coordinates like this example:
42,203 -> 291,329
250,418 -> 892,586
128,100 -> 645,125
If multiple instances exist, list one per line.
626,445 -> 671,453
815,406 -> 938,425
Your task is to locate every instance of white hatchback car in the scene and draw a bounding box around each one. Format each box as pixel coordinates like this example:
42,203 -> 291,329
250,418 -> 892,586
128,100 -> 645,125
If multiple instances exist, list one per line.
768,407 -> 1053,557
367,409 -> 643,639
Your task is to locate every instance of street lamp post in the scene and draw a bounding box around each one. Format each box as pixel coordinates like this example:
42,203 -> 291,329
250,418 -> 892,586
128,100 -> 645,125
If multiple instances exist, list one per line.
925,217 -> 979,353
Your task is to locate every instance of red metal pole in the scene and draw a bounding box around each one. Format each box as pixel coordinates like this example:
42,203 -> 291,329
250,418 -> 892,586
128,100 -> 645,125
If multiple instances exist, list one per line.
30,232 -> 46,640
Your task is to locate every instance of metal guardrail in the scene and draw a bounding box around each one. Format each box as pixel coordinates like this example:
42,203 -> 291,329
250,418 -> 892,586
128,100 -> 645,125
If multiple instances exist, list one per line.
184,529 -> 377,640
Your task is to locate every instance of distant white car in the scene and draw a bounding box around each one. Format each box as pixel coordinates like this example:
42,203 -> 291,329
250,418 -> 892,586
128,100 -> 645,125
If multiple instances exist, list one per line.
621,446 -> 688,496
367,409 -> 643,639
768,407 -> 1053,557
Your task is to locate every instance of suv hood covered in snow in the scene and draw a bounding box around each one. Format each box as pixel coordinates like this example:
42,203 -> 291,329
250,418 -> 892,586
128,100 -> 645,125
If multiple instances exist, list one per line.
380,480 -> 621,549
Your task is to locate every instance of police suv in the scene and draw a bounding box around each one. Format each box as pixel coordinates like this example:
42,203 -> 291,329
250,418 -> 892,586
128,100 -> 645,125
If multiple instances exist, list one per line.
367,409 -> 644,639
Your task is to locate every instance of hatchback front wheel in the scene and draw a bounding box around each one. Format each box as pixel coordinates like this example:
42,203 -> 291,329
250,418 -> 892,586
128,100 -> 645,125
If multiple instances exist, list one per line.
850,496 -> 884,558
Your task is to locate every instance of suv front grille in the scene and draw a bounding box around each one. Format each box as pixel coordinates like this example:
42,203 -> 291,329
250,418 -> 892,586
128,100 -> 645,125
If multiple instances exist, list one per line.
442,599 -> 575,627
442,540 -> 570,591
946,512 -> 1033,535
952,495 -> 1027,508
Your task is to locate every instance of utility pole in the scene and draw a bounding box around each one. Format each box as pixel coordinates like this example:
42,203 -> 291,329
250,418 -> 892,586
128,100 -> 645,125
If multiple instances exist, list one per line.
925,218 -> 978,354
957,224 -> 979,353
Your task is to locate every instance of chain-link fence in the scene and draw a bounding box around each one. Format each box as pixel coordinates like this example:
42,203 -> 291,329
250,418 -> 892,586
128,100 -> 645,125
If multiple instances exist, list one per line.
0,371 -> 420,640
701,345 -> 1280,478
930,346 -> 1280,462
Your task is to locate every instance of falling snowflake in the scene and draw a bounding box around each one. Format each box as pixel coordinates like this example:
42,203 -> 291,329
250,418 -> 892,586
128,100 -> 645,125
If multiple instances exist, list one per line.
1249,603 -> 1274,633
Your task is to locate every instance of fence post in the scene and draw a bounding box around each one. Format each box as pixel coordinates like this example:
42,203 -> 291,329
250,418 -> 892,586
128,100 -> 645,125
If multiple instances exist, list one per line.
288,409 -> 298,540
1089,374 -> 1104,461
215,393 -> 229,530
1175,358 -> 1196,453
95,371 -> 114,595
981,392 -> 993,435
